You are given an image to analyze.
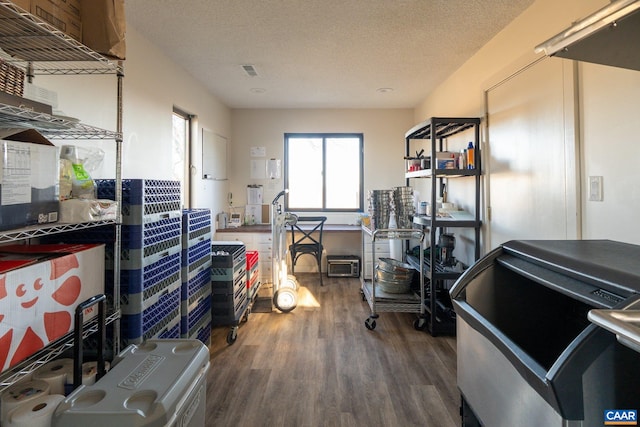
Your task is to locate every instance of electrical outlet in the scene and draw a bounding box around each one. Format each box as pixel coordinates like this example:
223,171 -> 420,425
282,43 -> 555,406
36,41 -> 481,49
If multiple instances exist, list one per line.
589,176 -> 603,201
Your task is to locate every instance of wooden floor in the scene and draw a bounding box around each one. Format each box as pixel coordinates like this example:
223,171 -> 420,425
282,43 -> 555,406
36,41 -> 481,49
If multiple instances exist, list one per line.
206,274 -> 459,427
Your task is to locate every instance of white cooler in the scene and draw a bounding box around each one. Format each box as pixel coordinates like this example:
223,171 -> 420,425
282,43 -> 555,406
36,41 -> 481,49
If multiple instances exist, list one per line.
52,339 -> 210,427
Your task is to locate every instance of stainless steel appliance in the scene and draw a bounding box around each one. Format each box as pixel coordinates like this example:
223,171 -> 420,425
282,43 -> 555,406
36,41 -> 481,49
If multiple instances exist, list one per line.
327,255 -> 360,278
450,240 -> 640,427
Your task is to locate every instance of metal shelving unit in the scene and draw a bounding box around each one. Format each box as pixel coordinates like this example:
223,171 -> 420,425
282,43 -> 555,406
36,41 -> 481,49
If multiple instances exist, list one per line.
405,117 -> 482,336
0,1 -> 122,74
0,1 -> 123,391
360,227 -> 427,331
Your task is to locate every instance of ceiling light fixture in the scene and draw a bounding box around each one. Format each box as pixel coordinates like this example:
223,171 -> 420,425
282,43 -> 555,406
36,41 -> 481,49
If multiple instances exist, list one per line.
376,87 -> 394,93
250,87 -> 266,94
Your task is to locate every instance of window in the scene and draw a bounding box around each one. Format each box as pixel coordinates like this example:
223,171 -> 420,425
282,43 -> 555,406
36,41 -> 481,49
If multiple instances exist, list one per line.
172,108 -> 192,208
285,133 -> 363,211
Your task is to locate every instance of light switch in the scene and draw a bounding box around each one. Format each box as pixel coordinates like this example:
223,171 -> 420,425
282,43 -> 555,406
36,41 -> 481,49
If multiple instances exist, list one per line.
589,176 -> 603,201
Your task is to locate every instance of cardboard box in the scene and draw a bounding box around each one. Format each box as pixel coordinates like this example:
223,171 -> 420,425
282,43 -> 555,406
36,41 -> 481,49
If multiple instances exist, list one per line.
31,0 -> 82,42
11,0 -> 80,18
10,0 -> 31,11
59,0 -> 81,19
0,129 -> 60,231
81,0 -> 125,59
0,243 -> 105,372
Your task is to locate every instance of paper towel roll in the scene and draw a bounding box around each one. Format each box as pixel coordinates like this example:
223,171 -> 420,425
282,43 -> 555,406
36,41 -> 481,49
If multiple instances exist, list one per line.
0,380 -> 50,425
33,359 -> 73,395
65,360 -> 111,386
5,394 -> 64,427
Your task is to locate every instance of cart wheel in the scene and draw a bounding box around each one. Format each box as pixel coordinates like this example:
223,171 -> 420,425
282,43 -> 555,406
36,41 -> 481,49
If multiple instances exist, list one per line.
413,317 -> 427,331
242,311 -> 250,322
365,317 -> 377,330
226,328 -> 238,345
274,288 -> 298,313
360,290 -> 366,301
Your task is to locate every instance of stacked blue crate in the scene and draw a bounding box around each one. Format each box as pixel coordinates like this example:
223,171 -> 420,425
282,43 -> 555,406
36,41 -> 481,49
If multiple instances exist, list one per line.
211,242 -> 247,329
96,179 -> 183,346
181,209 -> 212,346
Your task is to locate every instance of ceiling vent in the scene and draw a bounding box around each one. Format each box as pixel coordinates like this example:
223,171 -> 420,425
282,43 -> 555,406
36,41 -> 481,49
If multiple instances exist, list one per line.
241,64 -> 259,77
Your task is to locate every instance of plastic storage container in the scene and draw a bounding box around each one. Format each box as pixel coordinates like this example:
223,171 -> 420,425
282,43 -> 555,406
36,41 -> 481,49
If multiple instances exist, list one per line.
52,339 -> 210,427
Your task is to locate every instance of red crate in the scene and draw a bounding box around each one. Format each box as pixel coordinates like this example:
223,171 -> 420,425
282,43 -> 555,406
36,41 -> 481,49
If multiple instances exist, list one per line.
246,250 -> 259,271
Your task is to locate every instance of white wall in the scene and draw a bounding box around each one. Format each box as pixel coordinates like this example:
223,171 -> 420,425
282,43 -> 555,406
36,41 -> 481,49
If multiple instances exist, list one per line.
36,26 -> 232,217
580,63 -> 640,243
229,108 -> 414,224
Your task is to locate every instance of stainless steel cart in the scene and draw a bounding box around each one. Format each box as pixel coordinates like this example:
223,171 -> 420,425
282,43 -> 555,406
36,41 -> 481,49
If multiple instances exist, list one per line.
361,227 -> 426,330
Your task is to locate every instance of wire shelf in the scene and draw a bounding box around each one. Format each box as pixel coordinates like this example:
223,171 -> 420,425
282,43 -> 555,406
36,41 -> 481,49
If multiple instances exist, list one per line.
0,1 -> 122,75
0,103 -> 121,139
0,310 -> 120,392
0,220 -> 118,243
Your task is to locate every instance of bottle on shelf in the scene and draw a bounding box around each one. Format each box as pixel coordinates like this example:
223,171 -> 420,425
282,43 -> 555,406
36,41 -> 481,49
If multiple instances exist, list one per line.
459,149 -> 466,169
466,142 -> 475,169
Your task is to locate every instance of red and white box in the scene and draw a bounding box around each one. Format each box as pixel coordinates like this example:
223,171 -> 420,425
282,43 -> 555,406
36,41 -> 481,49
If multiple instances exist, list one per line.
0,243 -> 105,372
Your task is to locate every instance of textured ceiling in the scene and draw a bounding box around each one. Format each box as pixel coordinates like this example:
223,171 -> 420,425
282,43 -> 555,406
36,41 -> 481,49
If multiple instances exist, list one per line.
125,0 -> 534,109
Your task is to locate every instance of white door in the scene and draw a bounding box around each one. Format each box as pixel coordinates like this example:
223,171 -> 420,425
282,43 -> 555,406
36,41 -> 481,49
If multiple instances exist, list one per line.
485,57 -> 580,249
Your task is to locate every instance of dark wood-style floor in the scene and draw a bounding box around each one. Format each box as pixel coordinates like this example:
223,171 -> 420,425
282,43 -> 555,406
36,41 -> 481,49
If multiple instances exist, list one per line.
207,274 -> 459,427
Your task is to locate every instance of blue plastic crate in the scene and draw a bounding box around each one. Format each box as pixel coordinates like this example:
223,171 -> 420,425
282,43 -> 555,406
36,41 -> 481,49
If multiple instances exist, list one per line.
195,318 -> 212,344
116,240 -> 182,270
105,267 -> 181,314
183,312 -> 212,345
182,238 -> 211,267
184,231 -> 211,251
120,285 -> 181,342
181,288 -> 211,335
156,315 -> 181,340
120,278 -> 181,316
184,228 -> 211,247
182,280 -> 211,313
182,256 -> 211,285
181,264 -> 211,302
121,312 -> 181,347
96,179 -> 182,225
182,209 -> 211,235
106,251 -> 182,296
96,179 -> 181,205
120,217 -> 182,250
54,222 -> 181,270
